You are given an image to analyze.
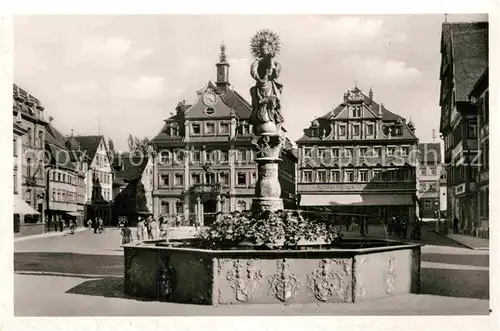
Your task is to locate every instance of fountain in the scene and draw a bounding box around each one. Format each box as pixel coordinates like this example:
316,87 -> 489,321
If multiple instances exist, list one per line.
123,30 -> 422,305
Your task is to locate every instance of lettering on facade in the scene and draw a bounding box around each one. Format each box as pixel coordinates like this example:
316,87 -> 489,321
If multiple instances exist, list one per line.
452,144 -> 463,160
299,183 -> 411,192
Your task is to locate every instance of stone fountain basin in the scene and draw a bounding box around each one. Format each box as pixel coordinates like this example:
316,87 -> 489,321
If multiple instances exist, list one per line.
123,240 -> 422,305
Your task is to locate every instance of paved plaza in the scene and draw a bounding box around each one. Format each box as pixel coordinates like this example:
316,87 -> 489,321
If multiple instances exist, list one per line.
13,225 -> 490,316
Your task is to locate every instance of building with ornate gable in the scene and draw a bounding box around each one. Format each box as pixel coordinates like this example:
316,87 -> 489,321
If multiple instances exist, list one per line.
296,87 -> 419,223
417,142 -> 444,219
151,45 -> 297,226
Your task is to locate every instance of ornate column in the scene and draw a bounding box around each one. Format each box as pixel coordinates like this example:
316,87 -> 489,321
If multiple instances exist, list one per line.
249,29 -> 285,213
196,196 -> 202,227
216,195 -> 222,212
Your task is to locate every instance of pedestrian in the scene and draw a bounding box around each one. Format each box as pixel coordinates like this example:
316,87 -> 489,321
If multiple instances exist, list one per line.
59,219 -> 64,232
388,216 -> 395,235
121,224 -> 132,245
146,216 -> 153,240
69,219 -> 75,235
159,217 -> 169,241
136,217 -> 145,241
87,219 -> 93,232
150,217 -> 159,240
54,219 -> 58,232
401,216 -> 408,239
93,218 -> 98,234
453,216 -> 460,234
98,218 -> 104,233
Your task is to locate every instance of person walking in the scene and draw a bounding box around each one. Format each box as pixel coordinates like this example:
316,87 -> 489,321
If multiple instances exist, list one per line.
146,216 -> 153,240
159,217 -> 169,241
69,219 -> 75,235
150,217 -> 159,240
98,218 -> 104,233
87,219 -> 93,232
453,216 -> 460,234
136,217 -> 145,241
59,219 -> 64,232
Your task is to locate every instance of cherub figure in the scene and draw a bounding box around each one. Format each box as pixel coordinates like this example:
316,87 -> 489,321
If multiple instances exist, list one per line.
249,29 -> 284,133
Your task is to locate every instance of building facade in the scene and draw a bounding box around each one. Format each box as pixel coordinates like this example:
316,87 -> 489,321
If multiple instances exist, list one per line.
68,135 -> 114,224
296,87 -> 419,224
439,21 -> 488,234
112,155 -> 154,225
469,67 -> 489,236
151,45 -> 297,226
13,84 -> 48,236
44,123 -> 87,229
13,121 -> 29,234
417,143 -> 443,219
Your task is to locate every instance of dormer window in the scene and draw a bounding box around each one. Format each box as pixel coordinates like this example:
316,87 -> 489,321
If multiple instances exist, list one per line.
351,106 -> 362,118
171,123 -> 179,136
206,123 -> 215,135
191,123 -> 201,135
220,122 -> 230,134
311,127 -> 319,137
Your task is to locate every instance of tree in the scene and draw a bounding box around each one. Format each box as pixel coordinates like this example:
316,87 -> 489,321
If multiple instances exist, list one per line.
127,134 -> 151,156
107,138 -> 118,164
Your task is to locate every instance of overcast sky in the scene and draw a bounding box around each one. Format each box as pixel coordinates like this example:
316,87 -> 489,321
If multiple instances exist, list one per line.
14,14 -> 487,151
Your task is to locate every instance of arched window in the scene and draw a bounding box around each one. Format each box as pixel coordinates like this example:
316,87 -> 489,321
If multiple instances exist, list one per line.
161,201 -> 169,214
160,150 -> 171,164
26,128 -> 32,146
236,200 -> 246,212
171,123 -> 179,136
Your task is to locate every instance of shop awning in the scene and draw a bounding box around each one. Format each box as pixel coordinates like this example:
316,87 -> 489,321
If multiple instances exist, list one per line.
300,194 -> 414,207
67,211 -> 83,217
14,195 -> 40,215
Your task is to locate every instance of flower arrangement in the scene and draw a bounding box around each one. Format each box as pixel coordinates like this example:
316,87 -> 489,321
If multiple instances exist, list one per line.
197,210 -> 342,250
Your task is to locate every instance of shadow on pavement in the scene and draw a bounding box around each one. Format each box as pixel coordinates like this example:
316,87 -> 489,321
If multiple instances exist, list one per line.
422,253 -> 489,267
421,267 -> 489,300
65,277 -> 130,299
15,252 -> 123,276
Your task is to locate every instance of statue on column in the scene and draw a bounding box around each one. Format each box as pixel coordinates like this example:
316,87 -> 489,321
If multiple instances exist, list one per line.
249,29 -> 284,135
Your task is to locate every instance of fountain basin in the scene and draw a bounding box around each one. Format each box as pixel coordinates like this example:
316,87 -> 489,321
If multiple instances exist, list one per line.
123,240 -> 422,305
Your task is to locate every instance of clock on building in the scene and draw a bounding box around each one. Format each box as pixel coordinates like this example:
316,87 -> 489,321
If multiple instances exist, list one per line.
202,90 -> 217,106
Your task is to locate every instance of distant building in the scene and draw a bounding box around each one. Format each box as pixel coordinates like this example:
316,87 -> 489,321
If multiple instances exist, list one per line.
296,86 -> 419,223
13,84 -> 48,236
68,135 -> 114,224
438,21 -> 488,234
150,45 -> 297,226
44,123 -> 87,229
112,155 -> 153,225
417,143 -> 443,219
469,66 -> 489,236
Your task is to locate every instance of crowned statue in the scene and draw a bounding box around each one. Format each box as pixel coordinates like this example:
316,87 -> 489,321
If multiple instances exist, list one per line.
249,29 -> 284,135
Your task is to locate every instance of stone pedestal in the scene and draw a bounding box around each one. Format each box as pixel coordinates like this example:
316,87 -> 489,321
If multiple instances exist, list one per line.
251,134 -> 284,212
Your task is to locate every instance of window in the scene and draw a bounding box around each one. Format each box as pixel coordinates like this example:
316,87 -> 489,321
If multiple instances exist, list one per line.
160,151 -> 171,164
359,147 -> 367,157
351,106 -> 361,118
352,124 -> 360,136
205,172 -> 216,184
38,131 -> 43,148
206,123 -> 215,135
429,166 -> 437,176
303,170 -> 312,183
161,201 -> 170,214
420,168 -> 427,176
424,200 -> 432,210
331,170 -> 340,182
191,173 -> 201,185
373,147 -> 381,157
192,123 -> 201,135
238,123 -> 250,135
192,150 -> 201,163
344,170 -> 354,182
220,172 -> 229,186
303,148 -> 312,159
237,200 -> 246,212
468,119 -> 477,138
317,170 -> 327,182
372,169 -> 381,181
317,148 -> 326,159
174,150 -> 184,163
27,128 -> 32,146
160,174 -> 169,186
13,139 -> 17,156
220,150 -> 229,163
402,147 -> 409,156
63,174 -> 66,183
344,148 -> 352,157
174,174 -> 183,186
13,172 -> 17,193
387,147 -> 395,156
250,172 -> 257,186
237,172 -> 247,186
220,122 -> 230,134
171,123 -> 179,136
366,124 -> 374,136
331,148 -> 339,158
339,125 -> 346,136
359,170 -> 368,182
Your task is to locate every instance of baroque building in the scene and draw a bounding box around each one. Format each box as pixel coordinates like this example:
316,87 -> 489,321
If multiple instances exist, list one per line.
296,87 -> 419,223
438,21 -> 488,234
13,84 -> 48,236
151,45 -> 297,226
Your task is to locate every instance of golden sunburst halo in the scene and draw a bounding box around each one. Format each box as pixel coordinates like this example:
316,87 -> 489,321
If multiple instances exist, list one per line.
250,29 -> 282,58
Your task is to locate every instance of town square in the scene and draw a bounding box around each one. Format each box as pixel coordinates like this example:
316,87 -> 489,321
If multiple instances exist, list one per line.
6,11 -> 492,327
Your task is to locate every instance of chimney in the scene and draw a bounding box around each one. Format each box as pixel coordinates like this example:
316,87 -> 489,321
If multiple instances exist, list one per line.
378,103 -> 383,117
368,88 -> 373,105
343,91 -> 349,103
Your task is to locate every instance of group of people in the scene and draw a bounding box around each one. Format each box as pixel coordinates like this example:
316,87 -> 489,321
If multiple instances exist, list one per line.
86,218 -> 105,234
53,218 -> 78,234
120,215 -> 170,245
387,215 -> 410,239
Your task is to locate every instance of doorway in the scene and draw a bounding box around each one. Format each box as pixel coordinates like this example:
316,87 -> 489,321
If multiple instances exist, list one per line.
203,199 -> 217,226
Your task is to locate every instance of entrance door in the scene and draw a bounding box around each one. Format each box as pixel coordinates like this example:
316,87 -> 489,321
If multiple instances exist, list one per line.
203,200 -> 217,226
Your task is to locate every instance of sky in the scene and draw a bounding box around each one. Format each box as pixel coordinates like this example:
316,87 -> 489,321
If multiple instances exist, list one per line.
14,14 -> 487,151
